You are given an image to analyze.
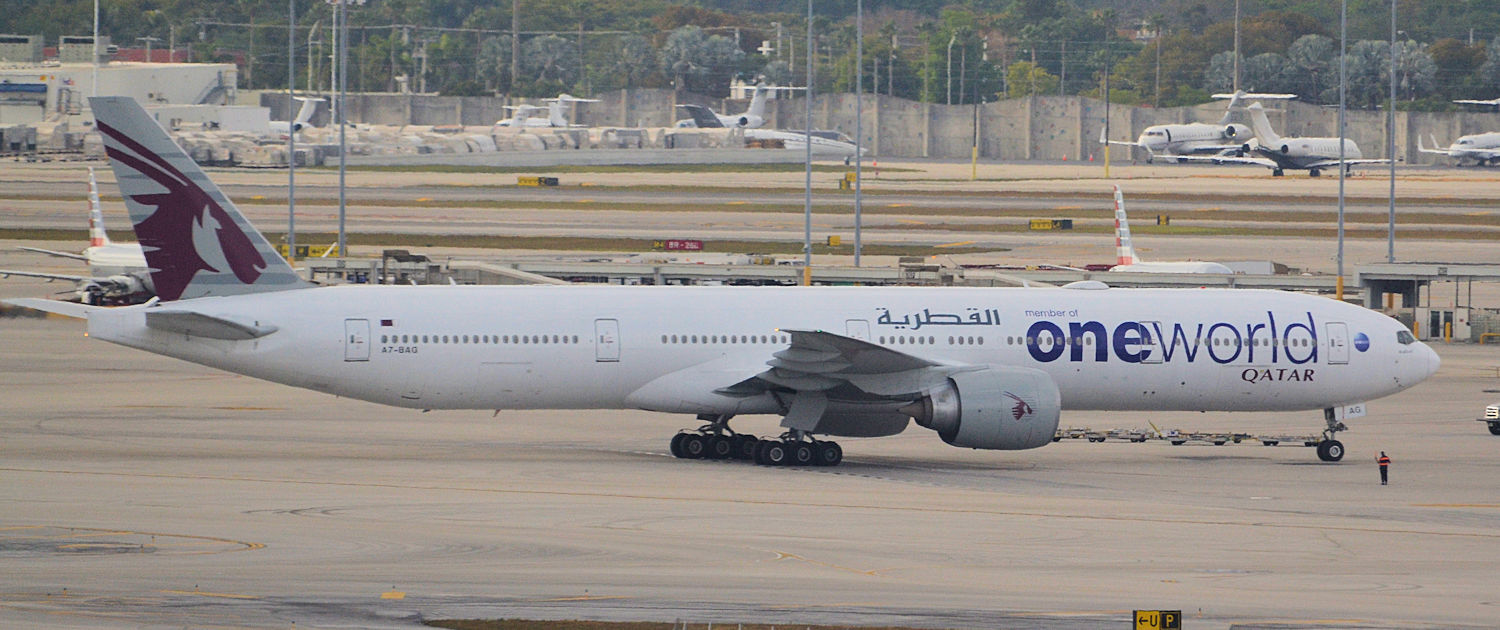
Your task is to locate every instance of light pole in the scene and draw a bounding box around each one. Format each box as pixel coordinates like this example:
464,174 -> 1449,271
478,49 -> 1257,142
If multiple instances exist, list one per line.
1387,1 -> 1397,264
946,34 -> 956,105
136,36 -> 161,63
327,0 -> 365,260
1337,0 -> 1347,301
803,0 -> 813,282
288,0 -> 297,262
854,0 -> 863,267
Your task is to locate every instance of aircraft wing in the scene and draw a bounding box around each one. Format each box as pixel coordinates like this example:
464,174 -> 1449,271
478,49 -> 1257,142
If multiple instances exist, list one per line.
17,246 -> 87,261
1454,99 -> 1500,106
2,297 -> 99,319
0,268 -> 91,283
1301,158 -> 1393,169
1175,154 -> 1280,168
675,104 -> 725,129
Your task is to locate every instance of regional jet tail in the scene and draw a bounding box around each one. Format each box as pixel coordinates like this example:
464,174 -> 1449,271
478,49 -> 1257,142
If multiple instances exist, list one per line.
1107,186 -> 1233,274
1418,133 -> 1500,167
1102,91 -> 1293,162
7,96 -> 1440,468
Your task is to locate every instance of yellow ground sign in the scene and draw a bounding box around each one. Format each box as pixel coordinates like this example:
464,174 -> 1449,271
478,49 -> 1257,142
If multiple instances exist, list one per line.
1134,610 -> 1182,629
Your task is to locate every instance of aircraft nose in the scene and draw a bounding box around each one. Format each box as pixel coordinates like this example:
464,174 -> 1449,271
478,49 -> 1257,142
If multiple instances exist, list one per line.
1424,344 -> 1441,380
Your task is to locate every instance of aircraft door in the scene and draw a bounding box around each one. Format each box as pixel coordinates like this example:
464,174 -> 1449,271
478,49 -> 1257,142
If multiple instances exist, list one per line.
595,318 -> 620,362
1326,322 -> 1350,364
1139,321 -> 1164,364
344,318 -> 370,362
845,319 -> 871,341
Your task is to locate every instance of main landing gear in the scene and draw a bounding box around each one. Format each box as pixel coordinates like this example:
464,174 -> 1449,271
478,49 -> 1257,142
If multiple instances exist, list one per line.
668,416 -> 843,467
1315,407 -> 1347,462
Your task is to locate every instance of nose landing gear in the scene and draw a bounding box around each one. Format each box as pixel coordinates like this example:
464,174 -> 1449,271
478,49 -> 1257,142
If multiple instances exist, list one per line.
1315,407 -> 1347,462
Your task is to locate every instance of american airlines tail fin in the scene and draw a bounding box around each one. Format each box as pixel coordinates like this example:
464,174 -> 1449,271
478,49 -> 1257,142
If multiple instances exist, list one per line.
1245,102 -> 1281,146
86,167 -> 110,248
1113,185 -> 1140,266
89,96 -> 310,302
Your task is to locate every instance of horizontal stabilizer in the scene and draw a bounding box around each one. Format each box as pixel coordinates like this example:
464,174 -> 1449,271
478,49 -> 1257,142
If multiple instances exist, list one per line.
17,246 -> 88,261
2,297 -> 99,319
145,309 -> 279,340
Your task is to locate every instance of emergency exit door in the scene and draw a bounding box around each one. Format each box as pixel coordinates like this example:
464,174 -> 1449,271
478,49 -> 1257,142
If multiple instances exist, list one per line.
595,318 -> 620,362
344,318 -> 370,362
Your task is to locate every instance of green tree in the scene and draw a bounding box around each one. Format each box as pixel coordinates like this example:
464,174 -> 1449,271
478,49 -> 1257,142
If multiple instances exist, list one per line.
1005,61 -> 1058,98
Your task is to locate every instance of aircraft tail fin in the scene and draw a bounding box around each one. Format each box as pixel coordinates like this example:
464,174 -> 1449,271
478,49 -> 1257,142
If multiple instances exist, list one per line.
1216,90 -> 1244,126
89,96 -> 310,302
1113,185 -> 1141,266
1245,102 -> 1281,146
86,167 -> 110,248
292,97 -> 320,128
547,100 -> 569,127
746,85 -> 769,120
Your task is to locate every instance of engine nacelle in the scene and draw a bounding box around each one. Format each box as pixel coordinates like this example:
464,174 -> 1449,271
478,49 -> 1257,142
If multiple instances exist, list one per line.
734,115 -> 763,129
903,366 -> 1061,450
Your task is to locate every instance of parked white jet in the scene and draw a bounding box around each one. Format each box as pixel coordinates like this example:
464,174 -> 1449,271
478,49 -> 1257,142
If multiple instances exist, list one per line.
674,84 -> 803,130
1417,132 -> 1500,166
1102,92 -> 1292,162
1,168 -> 153,304
1107,186 -> 1233,274
495,94 -> 600,128
1186,102 -> 1391,176
1453,97 -> 1500,110
9,96 -> 1439,468
267,96 -> 323,136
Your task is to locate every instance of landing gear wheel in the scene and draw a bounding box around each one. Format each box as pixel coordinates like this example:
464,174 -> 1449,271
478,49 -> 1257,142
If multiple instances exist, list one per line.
814,441 -> 843,467
1272,168 -> 1285,177
791,443 -> 814,466
1316,439 -> 1345,462
670,433 -> 688,458
1489,422 -> 1500,436
733,434 -> 758,459
760,440 -> 790,466
1309,168 -> 1321,177
707,435 -> 734,459
680,434 -> 707,459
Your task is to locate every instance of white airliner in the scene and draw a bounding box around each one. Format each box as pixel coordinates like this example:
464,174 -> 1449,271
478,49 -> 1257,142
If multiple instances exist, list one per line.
1186,102 -> 1391,176
0,168 -> 153,304
267,96 -> 323,136
495,94 -> 600,128
1417,132 -> 1500,166
7,96 -> 1440,468
1102,92 -> 1292,162
1107,186 -> 1233,274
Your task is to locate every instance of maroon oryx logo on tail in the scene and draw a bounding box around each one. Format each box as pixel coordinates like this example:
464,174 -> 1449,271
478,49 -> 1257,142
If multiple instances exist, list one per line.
1004,392 -> 1034,420
95,120 -> 265,301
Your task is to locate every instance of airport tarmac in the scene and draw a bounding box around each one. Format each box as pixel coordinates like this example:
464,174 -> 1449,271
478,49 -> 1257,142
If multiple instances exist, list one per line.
2,308 -> 1499,629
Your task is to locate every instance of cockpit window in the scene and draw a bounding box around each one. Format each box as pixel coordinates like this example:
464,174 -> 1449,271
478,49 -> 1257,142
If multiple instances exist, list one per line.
1397,330 -> 1416,345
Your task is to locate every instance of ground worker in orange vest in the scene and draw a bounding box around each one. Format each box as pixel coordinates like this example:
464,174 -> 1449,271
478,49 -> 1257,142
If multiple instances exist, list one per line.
1377,451 -> 1391,485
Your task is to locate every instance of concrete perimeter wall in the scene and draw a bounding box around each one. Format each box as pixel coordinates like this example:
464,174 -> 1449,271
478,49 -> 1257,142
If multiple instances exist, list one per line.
266,90 -> 1500,165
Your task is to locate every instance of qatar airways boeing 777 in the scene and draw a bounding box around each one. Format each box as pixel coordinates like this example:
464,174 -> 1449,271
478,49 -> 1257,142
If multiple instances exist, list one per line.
7,96 -> 1439,467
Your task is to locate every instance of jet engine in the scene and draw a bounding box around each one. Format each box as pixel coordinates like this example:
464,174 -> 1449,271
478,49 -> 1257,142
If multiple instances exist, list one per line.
735,115 -> 763,129
901,366 -> 1061,450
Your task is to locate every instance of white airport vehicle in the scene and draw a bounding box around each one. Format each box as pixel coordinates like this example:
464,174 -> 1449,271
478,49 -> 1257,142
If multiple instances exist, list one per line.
267,96 -> 324,136
1480,403 -> 1500,435
1184,102 -> 1391,176
495,94 -> 600,128
8,96 -> 1442,468
1108,186 -> 1233,274
1102,92 -> 1293,162
1,168 -> 153,304
1417,132 -> 1500,166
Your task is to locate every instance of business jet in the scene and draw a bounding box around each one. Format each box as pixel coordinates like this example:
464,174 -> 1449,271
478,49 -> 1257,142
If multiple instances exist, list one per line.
1,168 -> 153,305
1101,92 -> 1293,162
9,96 -> 1439,469
674,84 -> 803,130
495,94 -> 600,128
1186,102 -> 1391,176
267,96 -> 323,136
1417,132 -> 1500,166
1108,186 -> 1233,274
